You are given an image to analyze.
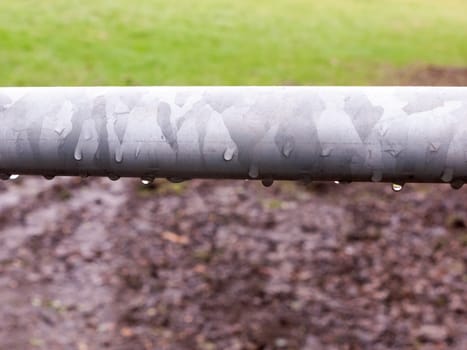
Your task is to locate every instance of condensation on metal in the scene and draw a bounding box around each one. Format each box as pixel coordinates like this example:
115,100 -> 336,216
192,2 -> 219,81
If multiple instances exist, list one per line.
0,86 -> 466,183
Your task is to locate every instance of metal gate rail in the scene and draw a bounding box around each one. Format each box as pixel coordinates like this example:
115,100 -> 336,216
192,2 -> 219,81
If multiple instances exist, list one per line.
1,86 -> 466,189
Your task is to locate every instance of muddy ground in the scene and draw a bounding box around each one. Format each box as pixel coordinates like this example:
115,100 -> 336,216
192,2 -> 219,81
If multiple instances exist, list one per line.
0,68 -> 466,350
397,66 -> 467,86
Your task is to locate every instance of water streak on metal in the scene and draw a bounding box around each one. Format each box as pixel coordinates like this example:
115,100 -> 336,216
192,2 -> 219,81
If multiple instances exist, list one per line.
0,86 -> 466,184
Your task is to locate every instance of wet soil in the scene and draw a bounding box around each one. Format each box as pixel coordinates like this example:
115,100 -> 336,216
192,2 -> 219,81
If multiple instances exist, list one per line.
396,65 -> 467,86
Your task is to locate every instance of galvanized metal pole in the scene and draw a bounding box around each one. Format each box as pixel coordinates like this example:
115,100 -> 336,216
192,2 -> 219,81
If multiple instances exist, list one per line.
0,87 -> 466,188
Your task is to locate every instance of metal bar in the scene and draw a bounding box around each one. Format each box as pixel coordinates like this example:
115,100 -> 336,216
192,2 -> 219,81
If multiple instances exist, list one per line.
0,87 -> 466,187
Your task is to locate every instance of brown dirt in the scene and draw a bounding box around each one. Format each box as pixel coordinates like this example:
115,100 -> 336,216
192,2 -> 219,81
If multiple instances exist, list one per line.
396,65 -> 467,86
1,178 -> 466,350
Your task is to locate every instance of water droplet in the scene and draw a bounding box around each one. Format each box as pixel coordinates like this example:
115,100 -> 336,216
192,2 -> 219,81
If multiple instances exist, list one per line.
9,174 -> 20,180
320,146 -> 333,157
108,174 -> 120,181
74,147 -> 83,161
115,101 -> 130,115
223,146 -> 236,161
43,175 -> 55,180
248,165 -> 259,179
429,142 -> 441,152
83,128 -> 92,141
391,183 -> 403,192
282,140 -> 294,158
167,177 -> 187,183
261,178 -> 274,187
141,176 -> 155,185
115,147 -> 123,163
135,142 -> 142,159
441,168 -> 454,183
54,125 -> 65,136
334,181 -> 340,184
385,147 -> 402,158
371,170 -> 383,182
450,180 -> 464,190
379,126 -> 389,136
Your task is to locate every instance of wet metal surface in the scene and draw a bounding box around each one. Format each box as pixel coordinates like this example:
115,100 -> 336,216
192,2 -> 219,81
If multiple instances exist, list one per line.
0,86 -> 466,184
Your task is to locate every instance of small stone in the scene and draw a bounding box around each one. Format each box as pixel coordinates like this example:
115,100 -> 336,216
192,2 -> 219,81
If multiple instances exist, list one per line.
275,338 -> 288,348
303,335 -> 324,350
98,322 -> 115,333
78,342 -> 88,350
161,231 -> 190,245
120,327 -> 134,338
416,324 -> 448,342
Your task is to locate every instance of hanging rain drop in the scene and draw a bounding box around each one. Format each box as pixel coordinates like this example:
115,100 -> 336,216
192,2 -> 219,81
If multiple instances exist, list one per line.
391,183 -> 403,192
450,180 -> 464,190
261,178 -> 274,187
108,174 -> 120,181
167,177 -> 187,183
141,176 -> 155,185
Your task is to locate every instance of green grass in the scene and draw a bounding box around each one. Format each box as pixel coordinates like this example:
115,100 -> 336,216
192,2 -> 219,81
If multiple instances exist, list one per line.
0,0 -> 466,85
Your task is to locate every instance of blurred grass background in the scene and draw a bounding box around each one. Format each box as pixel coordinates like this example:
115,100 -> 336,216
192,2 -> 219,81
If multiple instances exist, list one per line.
0,0 -> 466,86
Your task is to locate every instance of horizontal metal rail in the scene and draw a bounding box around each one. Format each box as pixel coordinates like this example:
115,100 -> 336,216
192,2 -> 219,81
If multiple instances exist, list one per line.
0,87 -> 466,189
